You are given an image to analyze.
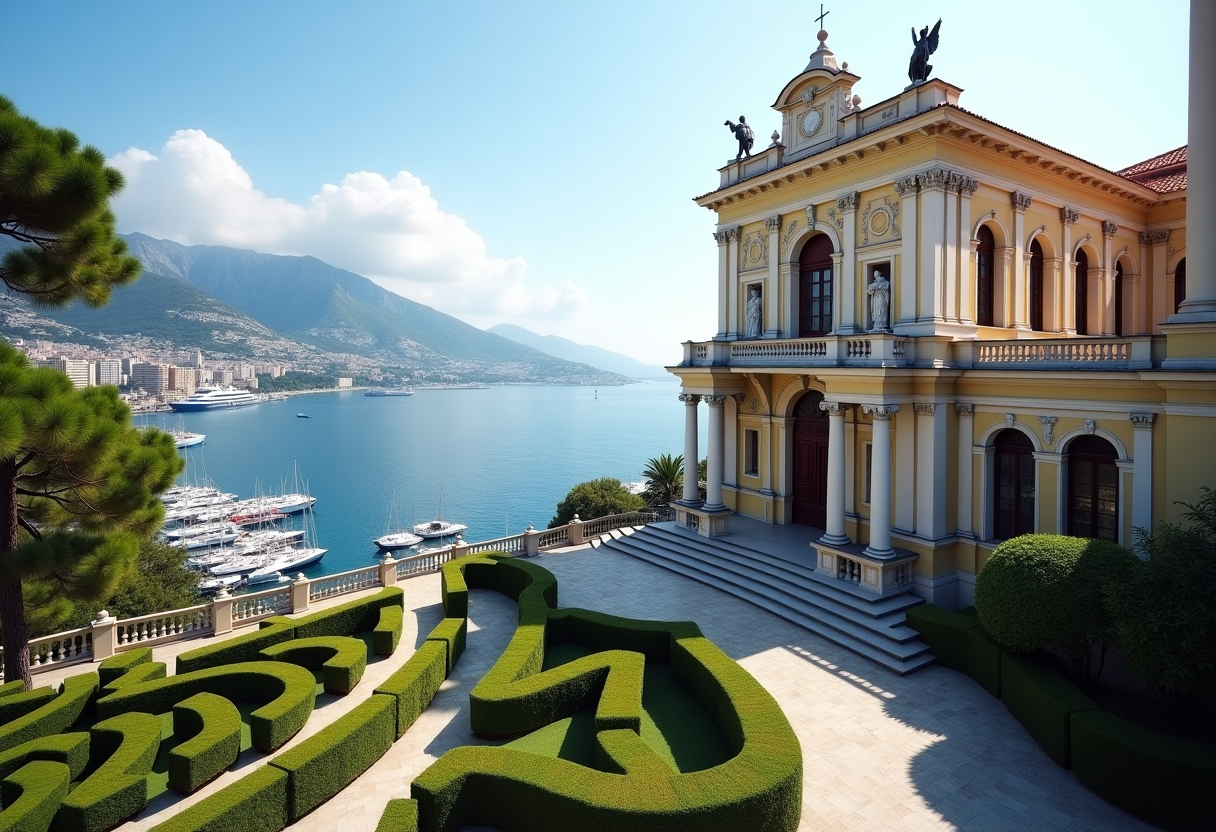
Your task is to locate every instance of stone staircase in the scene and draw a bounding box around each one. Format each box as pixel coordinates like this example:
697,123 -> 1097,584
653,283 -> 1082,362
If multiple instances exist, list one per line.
591,522 -> 934,675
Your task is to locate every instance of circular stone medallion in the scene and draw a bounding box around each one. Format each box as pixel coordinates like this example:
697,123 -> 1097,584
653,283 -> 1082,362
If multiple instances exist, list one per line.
800,108 -> 822,137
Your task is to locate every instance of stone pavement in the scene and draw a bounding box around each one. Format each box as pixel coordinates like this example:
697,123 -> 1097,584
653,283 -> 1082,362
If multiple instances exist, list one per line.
32,548 -> 1158,831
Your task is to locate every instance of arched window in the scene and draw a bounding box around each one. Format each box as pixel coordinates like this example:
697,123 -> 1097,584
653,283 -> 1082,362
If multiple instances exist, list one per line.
976,225 -> 995,326
1114,261 -> 1124,336
1075,249 -> 1089,335
994,429 -> 1035,540
799,235 -> 834,337
1030,240 -> 1045,332
1175,257 -> 1187,313
1067,436 -> 1119,542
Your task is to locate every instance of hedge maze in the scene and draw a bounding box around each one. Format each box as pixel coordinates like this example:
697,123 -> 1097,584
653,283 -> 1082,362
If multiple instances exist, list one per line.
0,559 -> 804,832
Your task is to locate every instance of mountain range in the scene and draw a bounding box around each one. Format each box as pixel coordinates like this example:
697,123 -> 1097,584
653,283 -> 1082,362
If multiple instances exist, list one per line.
488,324 -> 672,381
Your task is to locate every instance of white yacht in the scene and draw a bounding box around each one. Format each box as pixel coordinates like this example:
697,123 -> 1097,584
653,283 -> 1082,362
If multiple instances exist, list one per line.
413,490 -> 467,539
170,387 -> 261,412
374,530 -> 424,550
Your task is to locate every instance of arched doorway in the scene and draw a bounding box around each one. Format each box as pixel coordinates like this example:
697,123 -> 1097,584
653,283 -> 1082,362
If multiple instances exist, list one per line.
993,428 -> 1035,540
798,235 -> 834,337
1067,435 -> 1119,542
792,391 -> 829,528
976,225 -> 995,326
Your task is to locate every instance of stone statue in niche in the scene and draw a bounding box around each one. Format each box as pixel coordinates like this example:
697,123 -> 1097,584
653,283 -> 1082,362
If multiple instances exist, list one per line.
908,19 -> 942,86
724,116 -> 754,160
867,270 -> 891,332
745,286 -> 763,337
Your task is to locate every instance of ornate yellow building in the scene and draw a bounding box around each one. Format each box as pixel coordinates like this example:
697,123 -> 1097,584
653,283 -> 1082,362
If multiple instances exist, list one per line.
668,23 -> 1213,612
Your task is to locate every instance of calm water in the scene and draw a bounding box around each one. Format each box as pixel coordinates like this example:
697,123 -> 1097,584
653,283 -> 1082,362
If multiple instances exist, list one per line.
142,383 -> 702,578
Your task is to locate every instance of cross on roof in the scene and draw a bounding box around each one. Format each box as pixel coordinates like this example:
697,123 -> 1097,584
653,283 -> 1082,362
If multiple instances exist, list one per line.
816,3 -> 829,29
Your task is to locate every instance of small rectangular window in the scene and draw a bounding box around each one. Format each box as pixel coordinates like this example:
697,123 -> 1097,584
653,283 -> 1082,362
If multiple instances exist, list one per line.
863,442 -> 873,504
744,429 -> 759,477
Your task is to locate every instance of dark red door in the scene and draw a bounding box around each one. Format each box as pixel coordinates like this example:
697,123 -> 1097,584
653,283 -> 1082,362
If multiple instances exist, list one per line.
792,395 -> 829,528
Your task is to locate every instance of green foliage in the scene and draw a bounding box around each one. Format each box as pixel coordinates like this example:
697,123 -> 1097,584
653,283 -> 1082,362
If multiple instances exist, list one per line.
254,372 -> 367,393
168,693 -> 241,794
0,733 -> 89,782
0,96 -> 141,308
373,604 -> 403,656
641,454 -> 683,507
271,694 -> 396,822
0,688 -> 54,726
0,674 -> 97,755
374,641 -> 447,740
259,636 -> 367,695
146,764 -> 288,832
97,648 -> 151,688
548,478 -> 644,528
1070,709 -> 1216,832
98,662 -> 165,697
0,759 -> 71,832
375,799 -> 419,832
1106,487 -> 1216,721
424,618 -> 466,673
287,587 -> 404,641
55,712 -> 161,832
65,540 -> 200,634
176,622 -> 295,674
974,534 -> 1136,685
999,653 -> 1099,766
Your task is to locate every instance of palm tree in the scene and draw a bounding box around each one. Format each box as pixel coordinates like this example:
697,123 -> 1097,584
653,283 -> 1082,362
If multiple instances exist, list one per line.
641,454 -> 684,507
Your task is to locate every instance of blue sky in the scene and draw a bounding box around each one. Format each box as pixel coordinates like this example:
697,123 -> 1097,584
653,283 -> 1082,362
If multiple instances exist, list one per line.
1,1 -> 1189,365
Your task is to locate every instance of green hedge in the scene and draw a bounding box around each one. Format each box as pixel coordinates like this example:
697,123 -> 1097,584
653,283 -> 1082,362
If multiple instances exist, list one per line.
289,588 -> 404,640
375,799 -> 419,832
99,662 -> 166,696
0,734 -> 90,783
96,662 -> 315,753
999,653 -> 1098,766
965,626 -> 1002,697
270,693 -> 397,821
53,712 -> 161,832
374,605 -> 403,657
441,553 -> 558,620
0,680 -> 26,699
97,648 -> 153,687
0,760 -> 71,832
0,689 -> 55,727
424,618 -> 466,673
168,693 -> 242,793
0,675 -> 98,755
1071,710 -> 1216,832
176,621 -> 295,675
904,605 -> 975,672
146,764 -> 288,832
260,636 -> 367,695
374,642 -> 447,740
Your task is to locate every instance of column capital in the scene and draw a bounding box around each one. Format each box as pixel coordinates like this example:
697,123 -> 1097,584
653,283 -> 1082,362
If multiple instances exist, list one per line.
918,167 -> 950,191
818,400 -> 851,415
893,175 -> 919,197
1103,220 -> 1118,238
765,215 -> 781,234
947,172 -> 979,195
678,393 -> 700,405
1061,206 -> 1080,225
1129,412 -> 1156,429
704,395 -> 728,407
862,404 -> 901,420
713,231 -> 730,246
726,226 -> 742,243
1010,191 -> 1033,212
731,393 -> 746,404
836,191 -> 859,212
954,402 -> 974,415
1140,229 -> 1170,246
914,403 -> 936,415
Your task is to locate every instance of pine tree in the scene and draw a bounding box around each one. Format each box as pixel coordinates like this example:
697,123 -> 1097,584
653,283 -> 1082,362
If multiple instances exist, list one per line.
0,95 -> 141,307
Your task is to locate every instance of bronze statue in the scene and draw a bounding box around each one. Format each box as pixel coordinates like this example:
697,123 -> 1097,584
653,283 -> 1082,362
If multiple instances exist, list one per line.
908,19 -> 942,86
724,116 -> 754,160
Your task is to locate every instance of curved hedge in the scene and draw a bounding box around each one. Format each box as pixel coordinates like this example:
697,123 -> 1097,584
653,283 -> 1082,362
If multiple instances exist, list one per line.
54,712 -> 162,832
260,636 -> 367,695
0,689 -> 55,727
176,621 -> 295,675
95,662 -> 315,753
147,765 -> 288,832
289,588 -> 404,641
374,605 -> 404,657
99,662 -> 166,696
168,693 -> 242,793
0,734 -> 90,783
0,760 -> 72,832
97,649 -> 153,688
0,675 -> 98,755
374,641 -> 447,740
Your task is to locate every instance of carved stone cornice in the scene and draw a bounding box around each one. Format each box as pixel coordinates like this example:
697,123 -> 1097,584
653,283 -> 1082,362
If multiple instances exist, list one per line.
1061,206 -> 1080,226
1011,191 -> 1033,212
836,191 -> 859,212
1129,412 -> 1156,429
914,403 -> 936,415
765,216 -> 781,234
893,175 -> 919,197
1037,415 -> 1058,446
954,402 -> 974,415
918,167 -> 950,191
704,395 -> 728,408
1140,229 -> 1170,246
1103,221 -> 1118,238
678,393 -> 700,405
818,401 -> 851,415
861,404 -> 900,421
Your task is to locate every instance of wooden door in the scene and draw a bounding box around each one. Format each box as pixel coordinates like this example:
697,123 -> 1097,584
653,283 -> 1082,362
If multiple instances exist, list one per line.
792,395 -> 829,528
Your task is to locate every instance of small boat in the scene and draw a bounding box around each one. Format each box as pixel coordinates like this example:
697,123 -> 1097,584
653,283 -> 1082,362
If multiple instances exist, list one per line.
198,574 -> 244,594
296,413 -> 311,418
413,490 -> 467,539
374,493 -> 424,550
364,388 -> 414,397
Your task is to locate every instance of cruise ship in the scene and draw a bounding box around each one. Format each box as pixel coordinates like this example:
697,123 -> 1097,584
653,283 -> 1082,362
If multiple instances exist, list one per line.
170,387 -> 261,412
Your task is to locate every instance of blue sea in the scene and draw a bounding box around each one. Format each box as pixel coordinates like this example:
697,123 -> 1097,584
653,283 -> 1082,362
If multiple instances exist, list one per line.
140,383 -> 702,578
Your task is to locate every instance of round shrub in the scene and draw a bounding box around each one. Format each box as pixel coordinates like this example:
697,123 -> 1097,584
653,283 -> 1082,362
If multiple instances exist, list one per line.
975,535 -> 1136,681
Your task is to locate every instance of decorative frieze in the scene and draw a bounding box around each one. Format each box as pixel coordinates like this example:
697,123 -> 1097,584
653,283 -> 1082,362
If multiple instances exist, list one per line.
739,231 -> 769,271
765,216 -> 781,234
783,219 -> 800,247
836,191 -> 859,212
1037,415 -> 1058,446
1140,229 -> 1170,246
954,402 -> 974,415
1061,206 -> 1080,225
1010,191 -> 1033,212
860,197 -> 900,246
918,167 -> 950,191
1103,221 -> 1118,238
893,175 -> 919,197
1129,412 -> 1156,429
862,404 -> 901,421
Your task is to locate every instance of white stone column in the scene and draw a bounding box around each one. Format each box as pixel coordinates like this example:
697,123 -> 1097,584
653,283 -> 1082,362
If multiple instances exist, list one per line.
955,403 -> 975,537
944,175 -> 961,321
895,175 -> 919,325
714,231 -> 730,338
995,246 -> 1013,327
844,414 -> 857,517
1102,221 -> 1118,335
1171,0 -> 1216,322
819,401 -> 851,546
679,393 -> 701,504
862,404 -> 899,558
1045,257 -> 1063,332
724,395 -> 741,489
1061,207 -> 1079,335
1146,230 -> 1171,332
958,177 -> 979,324
704,395 -> 728,511
837,192 -> 859,333
915,403 -> 948,539
894,405 -> 916,532
1012,192 -> 1032,329
726,228 -> 741,338
765,216 -> 781,337
779,262 -> 795,335
1130,413 -> 1155,538
918,169 -> 947,322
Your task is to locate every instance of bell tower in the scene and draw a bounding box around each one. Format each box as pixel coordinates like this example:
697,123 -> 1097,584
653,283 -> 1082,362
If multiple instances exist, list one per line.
771,27 -> 861,165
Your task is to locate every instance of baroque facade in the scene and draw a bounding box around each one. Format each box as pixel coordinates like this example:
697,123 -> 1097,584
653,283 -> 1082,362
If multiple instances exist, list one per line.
669,23 -> 1213,609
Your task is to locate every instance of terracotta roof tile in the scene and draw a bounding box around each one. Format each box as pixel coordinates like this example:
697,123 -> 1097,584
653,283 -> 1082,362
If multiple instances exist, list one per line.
1117,145 -> 1187,193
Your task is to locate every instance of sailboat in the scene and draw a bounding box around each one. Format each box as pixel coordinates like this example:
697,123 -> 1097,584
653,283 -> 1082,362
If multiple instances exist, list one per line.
373,493 -> 423,551
413,489 -> 467,539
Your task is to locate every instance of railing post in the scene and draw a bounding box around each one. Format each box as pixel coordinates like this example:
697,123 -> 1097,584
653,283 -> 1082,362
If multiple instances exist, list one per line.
568,515 -> 585,546
212,590 -> 234,635
91,611 -> 117,661
524,525 -> 539,557
291,574 -> 311,613
451,535 -> 469,561
379,554 -> 398,586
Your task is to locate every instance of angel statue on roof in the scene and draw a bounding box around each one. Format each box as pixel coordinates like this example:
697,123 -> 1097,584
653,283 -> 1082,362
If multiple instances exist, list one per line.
908,19 -> 942,86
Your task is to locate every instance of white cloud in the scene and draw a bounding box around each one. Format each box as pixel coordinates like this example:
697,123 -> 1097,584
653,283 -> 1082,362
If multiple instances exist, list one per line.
109,130 -> 582,319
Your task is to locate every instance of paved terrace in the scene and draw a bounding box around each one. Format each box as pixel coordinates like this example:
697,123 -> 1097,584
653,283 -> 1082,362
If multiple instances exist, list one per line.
35,544 -> 1156,832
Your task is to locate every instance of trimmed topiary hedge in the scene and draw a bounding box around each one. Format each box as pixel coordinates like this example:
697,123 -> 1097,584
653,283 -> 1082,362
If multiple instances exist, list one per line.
0,675 -> 98,755
904,605 -> 974,673
168,693 -> 242,794
375,799 -> 419,832
53,712 -> 162,832
146,764 -> 289,832
270,693 -> 397,821
424,618 -> 466,673
374,605 -> 403,656
0,688 -> 55,727
97,649 -> 153,688
1071,709 -> 1216,832
260,636 -> 367,695
0,734 -> 90,784
0,760 -> 72,832
374,641 -> 447,740
99,662 -> 166,696
0,680 -> 26,699
999,653 -> 1098,766
289,588 -> 404,641
176,621 -> 296,675
95,662 -> 315,753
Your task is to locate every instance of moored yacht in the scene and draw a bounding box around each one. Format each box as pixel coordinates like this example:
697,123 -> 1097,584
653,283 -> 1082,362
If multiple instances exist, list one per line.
170,387 -> 261,412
